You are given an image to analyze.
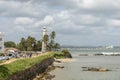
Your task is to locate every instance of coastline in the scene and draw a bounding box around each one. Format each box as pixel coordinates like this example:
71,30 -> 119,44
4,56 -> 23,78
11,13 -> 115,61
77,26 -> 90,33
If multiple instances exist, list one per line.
33,58 -> 75,80
33,50 -> 73,80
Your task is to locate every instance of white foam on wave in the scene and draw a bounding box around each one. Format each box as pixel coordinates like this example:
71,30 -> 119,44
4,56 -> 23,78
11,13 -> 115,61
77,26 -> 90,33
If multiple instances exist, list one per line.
102,52 -> 120,55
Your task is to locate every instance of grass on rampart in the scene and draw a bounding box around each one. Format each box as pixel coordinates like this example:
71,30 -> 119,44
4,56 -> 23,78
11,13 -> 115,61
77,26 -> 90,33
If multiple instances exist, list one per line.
0,50 -> 71,80
0,60 -> 5,64
0,52 -> 55,80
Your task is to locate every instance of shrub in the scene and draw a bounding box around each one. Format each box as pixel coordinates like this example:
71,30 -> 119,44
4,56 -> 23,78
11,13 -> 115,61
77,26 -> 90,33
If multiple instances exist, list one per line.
53,49 -> 72,59
61,49 -> 72,58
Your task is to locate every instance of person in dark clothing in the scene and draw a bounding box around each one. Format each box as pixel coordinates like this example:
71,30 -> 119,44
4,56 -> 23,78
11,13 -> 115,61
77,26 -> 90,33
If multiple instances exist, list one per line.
29,53 -> 32,58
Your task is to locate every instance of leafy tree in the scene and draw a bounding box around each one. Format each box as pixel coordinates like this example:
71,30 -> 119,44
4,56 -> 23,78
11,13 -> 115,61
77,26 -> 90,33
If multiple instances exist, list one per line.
17,36 -> 42,51
48,40 -> 54,51
4,41 -> 16,48
26,36 -> 36,51
32,42 -> 37,51
17,37 -> 27,51
35,40 -> 42,51
16,31 -> 60,52
54,43 -> 60,51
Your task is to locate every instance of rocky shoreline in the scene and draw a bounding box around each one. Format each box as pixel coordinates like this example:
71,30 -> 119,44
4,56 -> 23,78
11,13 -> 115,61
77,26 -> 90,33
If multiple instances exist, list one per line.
33,58 -> 74,80
33,64 -> 64,80
5,50 -> 72,80
6,57 -> 55,80
6,57 -> 66,80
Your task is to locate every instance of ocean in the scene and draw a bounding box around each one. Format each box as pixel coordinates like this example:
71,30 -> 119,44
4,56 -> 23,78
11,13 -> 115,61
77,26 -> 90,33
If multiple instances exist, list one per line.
51,48 -> 120,80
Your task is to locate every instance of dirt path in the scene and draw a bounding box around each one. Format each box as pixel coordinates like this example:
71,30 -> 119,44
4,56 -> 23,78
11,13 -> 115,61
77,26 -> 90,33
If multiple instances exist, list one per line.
0,59 -> 18,65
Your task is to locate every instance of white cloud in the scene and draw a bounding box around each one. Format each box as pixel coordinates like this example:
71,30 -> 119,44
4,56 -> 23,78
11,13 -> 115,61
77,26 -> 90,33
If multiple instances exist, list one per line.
107,19 -> 120,26
14,17 -> 34,25
80,0 -> 95,9
57,10 -> 71,19
80,0 -> 120,9
35,15 -> 54,27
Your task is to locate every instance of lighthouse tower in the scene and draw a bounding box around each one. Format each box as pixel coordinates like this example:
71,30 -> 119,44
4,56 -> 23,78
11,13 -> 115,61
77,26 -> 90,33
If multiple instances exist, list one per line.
42,27 -> 47,53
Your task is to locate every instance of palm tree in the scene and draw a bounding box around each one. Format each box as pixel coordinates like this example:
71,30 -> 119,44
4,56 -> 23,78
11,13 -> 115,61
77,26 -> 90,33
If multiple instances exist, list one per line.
48,40 -> 54,51
48,31 -> 56,51
50,31 -> 56,40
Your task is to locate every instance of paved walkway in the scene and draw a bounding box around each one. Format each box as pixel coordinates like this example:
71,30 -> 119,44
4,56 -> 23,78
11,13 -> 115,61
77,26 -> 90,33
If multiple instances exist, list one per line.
0,52 -> 48,65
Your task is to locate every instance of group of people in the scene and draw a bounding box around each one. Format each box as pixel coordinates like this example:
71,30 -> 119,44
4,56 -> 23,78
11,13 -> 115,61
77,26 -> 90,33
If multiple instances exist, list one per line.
20,52 -> 33,58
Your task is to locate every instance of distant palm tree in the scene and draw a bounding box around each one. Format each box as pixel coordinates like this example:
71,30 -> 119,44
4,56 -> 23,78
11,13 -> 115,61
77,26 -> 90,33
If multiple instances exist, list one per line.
50,31 -> 56,40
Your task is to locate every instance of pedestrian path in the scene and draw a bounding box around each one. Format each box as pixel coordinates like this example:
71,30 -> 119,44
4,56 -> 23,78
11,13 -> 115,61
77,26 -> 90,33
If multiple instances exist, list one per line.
0,52 -> 48,65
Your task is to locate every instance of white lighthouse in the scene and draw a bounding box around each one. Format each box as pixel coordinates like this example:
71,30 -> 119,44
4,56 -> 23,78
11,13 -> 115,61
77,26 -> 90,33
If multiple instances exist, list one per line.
0,32 -> 4,53
41,27 -> 47,53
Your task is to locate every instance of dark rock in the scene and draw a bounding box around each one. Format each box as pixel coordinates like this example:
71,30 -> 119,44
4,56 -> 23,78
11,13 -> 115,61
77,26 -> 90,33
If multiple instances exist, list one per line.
94,53 -> 103,56
79,54 -> 88,56
82,67 -> 110,72
55,60 -> 61,63
88,67 -> 99,71
56,66 -> 64,69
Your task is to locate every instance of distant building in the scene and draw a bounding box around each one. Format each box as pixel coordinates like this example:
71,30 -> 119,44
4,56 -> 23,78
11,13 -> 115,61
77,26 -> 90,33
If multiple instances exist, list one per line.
41,27 -> 47,52
0,32 -> 4,53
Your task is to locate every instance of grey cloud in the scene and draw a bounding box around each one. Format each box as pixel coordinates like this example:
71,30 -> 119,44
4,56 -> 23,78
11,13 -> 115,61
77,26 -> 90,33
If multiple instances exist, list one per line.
1,0 -> 120,46
0,0 -> 51,18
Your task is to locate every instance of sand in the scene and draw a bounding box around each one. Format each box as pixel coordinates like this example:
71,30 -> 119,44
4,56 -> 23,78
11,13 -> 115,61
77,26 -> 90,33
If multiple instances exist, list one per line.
54,58 -> 76,63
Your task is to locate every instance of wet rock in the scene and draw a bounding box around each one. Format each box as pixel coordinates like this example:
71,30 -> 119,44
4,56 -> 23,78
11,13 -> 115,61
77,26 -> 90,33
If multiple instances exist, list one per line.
56,66 -> 64,69
79,54 -> 88,56
88,67 -> 99,71
82,67 -> 110,72
55,60 -> 61,63
35,72 -> 55,80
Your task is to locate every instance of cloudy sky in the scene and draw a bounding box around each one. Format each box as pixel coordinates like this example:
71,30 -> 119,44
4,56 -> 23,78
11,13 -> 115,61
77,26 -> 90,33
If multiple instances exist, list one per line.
1,0 -> 120,46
